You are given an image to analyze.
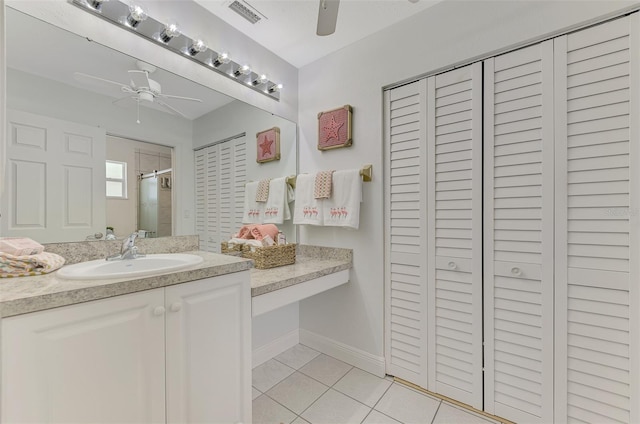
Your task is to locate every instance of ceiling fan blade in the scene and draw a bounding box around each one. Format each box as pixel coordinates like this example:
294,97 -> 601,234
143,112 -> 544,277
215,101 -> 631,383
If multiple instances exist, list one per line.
157,93 -> 203,102
112,95 -> 138,109
128,70 -> 150,89
317,0 -> 340,36
73,72 -> 129,90
155,99 -> 188,119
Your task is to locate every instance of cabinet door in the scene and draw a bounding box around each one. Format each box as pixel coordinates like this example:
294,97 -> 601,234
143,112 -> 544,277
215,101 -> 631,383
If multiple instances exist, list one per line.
1,289 -> 166,424
384,80 -> 429,387
484,40 -> 555,423
554,15 -> 638,424
165,272 -> 252,424
426,62 -> 483,409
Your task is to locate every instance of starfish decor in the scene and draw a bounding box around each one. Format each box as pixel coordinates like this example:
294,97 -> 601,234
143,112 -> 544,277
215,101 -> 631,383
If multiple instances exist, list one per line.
323,116 -> 344,142
259,136 -> 274,156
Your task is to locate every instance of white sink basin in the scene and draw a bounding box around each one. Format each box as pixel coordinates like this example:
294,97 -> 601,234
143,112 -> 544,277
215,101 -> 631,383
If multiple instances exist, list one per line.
57,253 -> 204,280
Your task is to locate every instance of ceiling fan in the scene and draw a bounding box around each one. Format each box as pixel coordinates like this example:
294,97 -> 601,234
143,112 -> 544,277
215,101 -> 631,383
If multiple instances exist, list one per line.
73,61 -> 202,123
317,0 -> 340,36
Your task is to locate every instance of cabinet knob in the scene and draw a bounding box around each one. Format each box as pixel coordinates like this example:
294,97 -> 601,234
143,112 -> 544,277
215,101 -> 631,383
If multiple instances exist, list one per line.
511,267 -> 522,277
170,302 -> 182,312
448,261 -> 457,270
153,306 -> 166,316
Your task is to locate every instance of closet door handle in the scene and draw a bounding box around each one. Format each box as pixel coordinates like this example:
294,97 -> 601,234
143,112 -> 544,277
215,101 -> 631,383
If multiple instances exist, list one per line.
511,267 -> 522,277
153,306 -> 166,316
170,302 -> 182,313
448,261 -> 457,270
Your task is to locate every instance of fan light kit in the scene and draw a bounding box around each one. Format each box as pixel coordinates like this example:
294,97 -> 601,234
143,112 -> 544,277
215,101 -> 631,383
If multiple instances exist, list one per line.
72,0 -> 282,100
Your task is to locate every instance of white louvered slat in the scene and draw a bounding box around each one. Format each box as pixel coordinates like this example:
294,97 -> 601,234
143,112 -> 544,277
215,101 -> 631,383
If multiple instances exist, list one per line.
484,40 -> 554,423
385,81 -> 428,387
555,15 -> 637,424
427,62 -> 483,409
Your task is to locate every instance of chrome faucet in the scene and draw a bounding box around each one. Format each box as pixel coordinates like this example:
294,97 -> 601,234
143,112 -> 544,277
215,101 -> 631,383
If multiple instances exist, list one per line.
106,232 -> 145,260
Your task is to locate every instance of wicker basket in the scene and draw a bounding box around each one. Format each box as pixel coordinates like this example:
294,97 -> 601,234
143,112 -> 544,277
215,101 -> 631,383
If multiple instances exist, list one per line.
242,243 -> 296,269
220,241 -> 249,256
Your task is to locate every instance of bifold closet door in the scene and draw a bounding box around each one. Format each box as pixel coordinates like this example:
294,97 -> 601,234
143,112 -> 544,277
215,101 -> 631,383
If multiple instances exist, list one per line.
384,80 -> 429,387
426,62 -> 483,409
194,136 -> 246,253
484,40 -> 555,423
554,14 -> 639,424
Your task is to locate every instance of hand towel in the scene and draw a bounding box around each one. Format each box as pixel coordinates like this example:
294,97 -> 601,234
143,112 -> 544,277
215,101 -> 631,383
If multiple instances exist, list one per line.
250,224 -> 279,241
0,251 -> 66,278
293,174 -> 323,225
314,170 -> 335,199
0,237 -> 44,256
242,181 -> 264,224
322,169 -> 362,229
255,179 -> 271,203
234,224 -> 279,241
263,177 -> 294,224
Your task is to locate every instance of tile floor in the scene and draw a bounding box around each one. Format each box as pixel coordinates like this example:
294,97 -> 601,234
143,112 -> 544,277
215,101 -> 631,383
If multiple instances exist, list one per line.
253,344 -> 501,424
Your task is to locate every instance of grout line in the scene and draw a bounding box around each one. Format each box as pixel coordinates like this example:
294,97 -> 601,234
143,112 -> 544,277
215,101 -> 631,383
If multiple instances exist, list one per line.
393,377 -> 515,424
430,402 -> 442,424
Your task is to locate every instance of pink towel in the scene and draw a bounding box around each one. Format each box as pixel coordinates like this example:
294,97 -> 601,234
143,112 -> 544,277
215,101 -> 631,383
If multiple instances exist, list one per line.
235,224 -> 279,241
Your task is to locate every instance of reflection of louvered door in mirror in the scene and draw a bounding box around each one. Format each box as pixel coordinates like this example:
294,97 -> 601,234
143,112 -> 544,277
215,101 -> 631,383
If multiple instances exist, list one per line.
383,80 -> 429,388
554,15 -> 638,424
426,62 -> 483,410
194,136 -> 246,253
483,40 -> 555,424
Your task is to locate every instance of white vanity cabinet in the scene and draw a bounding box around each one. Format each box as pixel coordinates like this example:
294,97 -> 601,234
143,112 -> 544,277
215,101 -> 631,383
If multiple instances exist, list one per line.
1,272 -> 251,424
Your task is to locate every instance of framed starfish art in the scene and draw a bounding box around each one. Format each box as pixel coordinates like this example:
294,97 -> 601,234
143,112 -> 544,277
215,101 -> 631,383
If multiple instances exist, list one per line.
318,105 -> 352,151
256,127 -> 280,163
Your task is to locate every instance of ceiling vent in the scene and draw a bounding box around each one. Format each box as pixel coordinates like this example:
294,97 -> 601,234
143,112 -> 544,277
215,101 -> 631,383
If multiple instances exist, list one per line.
228,0 -> 263,24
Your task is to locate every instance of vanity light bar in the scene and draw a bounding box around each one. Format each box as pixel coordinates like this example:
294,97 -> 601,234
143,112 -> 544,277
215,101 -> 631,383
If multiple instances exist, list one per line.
70,0 -> 281,101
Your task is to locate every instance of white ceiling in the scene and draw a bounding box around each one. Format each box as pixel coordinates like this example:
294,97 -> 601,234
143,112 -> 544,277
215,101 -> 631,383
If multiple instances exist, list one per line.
194,0 -> 442,67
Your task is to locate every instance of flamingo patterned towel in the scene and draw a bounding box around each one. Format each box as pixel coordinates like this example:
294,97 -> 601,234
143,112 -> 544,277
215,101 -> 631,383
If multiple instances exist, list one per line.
322,169 -> 362,229
293,173 -> 323,225
263,177 -> 294,224
242,181 -> 264,224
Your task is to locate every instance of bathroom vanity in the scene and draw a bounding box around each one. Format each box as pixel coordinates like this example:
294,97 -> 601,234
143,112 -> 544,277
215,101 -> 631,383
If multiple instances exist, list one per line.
0,250 -> 253,424
0,238 -> 352,424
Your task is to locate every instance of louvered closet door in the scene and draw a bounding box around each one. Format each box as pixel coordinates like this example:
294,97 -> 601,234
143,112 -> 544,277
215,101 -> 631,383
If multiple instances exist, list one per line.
426,62 -> 483,409
484,40 -> 555,423
195,149 -> 208,251
554,14 -> 639,424
384,80 -> 429,387
194,136 -> 246,254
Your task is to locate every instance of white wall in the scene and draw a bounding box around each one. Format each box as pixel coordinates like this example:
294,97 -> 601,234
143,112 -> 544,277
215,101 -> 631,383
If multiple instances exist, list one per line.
297,0 -> 639,361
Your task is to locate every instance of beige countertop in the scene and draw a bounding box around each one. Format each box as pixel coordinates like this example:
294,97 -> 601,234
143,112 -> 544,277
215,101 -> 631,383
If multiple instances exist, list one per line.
0,244 -> 353,318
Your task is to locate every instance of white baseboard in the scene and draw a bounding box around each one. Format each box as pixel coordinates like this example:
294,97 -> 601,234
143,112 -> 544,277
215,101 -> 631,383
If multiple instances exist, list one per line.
252,329 -> 299,368
299,329 -> 386,377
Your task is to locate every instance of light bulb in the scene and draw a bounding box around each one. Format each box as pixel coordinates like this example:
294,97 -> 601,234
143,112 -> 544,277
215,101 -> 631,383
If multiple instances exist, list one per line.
253,74 -> 268,86
159,23 -> 180,43
234,64 -> 251,77
88,0 -> 108,11
268,83 -> 283,93
126,4 -> 147,27
212,52 -> 231,67
187,39 -> 207,56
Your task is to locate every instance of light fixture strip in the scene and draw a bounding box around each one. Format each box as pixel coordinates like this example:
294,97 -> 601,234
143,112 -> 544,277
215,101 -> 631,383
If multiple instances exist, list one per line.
70,0 -> 281,100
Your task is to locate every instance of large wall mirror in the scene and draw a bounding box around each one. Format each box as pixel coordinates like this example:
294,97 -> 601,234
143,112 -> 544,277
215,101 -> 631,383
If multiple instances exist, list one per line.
2,7 -> 298,249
